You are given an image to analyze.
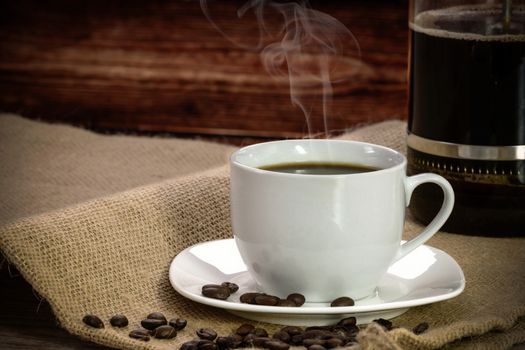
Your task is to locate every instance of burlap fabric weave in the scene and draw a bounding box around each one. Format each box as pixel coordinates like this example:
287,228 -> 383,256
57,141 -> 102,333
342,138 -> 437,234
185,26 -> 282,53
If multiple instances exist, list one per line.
0,114 -> 524,350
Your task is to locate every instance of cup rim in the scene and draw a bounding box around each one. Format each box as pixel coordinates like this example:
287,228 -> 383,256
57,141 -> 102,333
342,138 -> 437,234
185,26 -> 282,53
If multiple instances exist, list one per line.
230,139 -> 407,178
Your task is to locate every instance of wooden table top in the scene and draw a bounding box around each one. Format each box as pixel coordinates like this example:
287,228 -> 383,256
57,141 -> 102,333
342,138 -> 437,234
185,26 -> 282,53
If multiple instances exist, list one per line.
0,264 -> 110,349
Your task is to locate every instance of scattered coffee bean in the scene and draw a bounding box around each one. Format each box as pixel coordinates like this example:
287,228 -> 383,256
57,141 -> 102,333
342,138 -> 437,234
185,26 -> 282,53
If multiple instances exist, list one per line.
290,334 -> 304,345
277,299 -> 296,307
129,328 -> 150,341
198,339 -> 218,350
242,333 -> 257,346
202,284 -> 231,300
266,340 -> 290,350
109,314 -> 128,328
281,326 -> 303,336
373,318 -> 393,331
308,345 -> 327,350
303,339 -> 326,347
235,323 -> 255,336
331,326 -> 355,342
180,340 -> 199,350
286,293 -> 306,306
221,282 -> 239,294
330,296 -> 355,307
305,326 -> 331,332
153,325 -> 177,339
273,330 -> 291,343
197,328 -> 218,341
324,337 -> 344,348
82,314 -> 104,329
252,336 -> 271,348
169,317 -> 188,330
239,292 -> 263,304
412,322 -> 429,335
302,329 -> 333,340
253,327 -> 269,337
254,294 -> 280,306
147,312 -> 167,322
216,336 -> 237,350
141,318 -> 167,330
228,333 -> 244,348
337,316 -> 356,328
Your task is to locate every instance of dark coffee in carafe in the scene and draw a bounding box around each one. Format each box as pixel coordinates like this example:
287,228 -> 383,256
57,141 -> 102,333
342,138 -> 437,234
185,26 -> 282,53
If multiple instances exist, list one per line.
407,3 -> 525,235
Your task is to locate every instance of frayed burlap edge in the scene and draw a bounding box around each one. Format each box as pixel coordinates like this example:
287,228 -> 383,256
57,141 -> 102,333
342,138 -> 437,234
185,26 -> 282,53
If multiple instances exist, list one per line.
389,308 -> 525,350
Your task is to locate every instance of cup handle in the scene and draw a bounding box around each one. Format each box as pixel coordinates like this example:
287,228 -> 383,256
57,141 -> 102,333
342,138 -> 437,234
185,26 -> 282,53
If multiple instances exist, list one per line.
394,173 -> 455,261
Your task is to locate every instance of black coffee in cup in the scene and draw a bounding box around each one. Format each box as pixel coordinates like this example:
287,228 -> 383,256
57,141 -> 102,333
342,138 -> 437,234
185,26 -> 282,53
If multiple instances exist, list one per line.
259,162 -> 379,175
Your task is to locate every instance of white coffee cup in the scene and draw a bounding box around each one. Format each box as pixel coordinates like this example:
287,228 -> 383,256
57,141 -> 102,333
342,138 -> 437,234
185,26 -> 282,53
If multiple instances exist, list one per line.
230,139 -> 454,302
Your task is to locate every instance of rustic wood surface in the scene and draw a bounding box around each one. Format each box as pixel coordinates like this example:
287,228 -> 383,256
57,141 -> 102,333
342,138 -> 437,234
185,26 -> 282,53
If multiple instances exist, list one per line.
0,1 -> 408,349
0,263 -> 109,349
0,0 -> 408,140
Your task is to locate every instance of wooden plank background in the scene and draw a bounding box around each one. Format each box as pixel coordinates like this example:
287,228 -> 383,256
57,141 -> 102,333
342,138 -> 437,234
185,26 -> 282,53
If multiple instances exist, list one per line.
0,0 -> 408,141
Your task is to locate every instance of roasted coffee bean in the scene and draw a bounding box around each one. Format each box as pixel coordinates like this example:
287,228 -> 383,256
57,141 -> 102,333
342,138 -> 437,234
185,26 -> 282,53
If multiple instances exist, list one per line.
290,334 -> 304,345
198,340 -> 218,350
169,318 -> 188,330
82,314 -> 104,329
129,328 -> 150,341
412,322 -> 429,335
141,318 -> 167,330
331,326 -> 356,342
216,336 -> 237,350
330,296 -> 355,307
286,293 -> 306,306
324,337 -> 344,348
221,282 -> 239,294
272,330 -> 291,343
196,328 -> 218,341
229,333 -> 244,348
347,324 -> 359,336
202,285 -> 231,300
373,318 -> 393,331
328,328 -> 347,341
109,314 -> 128,328
180,340 -> 200,350
303,339 -> 326,347
147,311 -> 167,322
242,333 -> 258,346
280,326 -> 303,336
254,294 -> 280,306
239,292 -> 263,304
305,326 -> 331,332
337,316 -> 356,328
302,329 -> 333,340
277,299 -> 296,307
252,327 -> 269,337
235,323 -> 255,336
308,345 -> 327,350
153,325 -> 177,339
266,340 -> 290,350
252,336 -> 271,348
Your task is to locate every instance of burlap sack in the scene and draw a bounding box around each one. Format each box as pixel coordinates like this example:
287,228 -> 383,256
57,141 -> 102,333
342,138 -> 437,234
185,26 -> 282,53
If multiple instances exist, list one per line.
0,114 -> 524,350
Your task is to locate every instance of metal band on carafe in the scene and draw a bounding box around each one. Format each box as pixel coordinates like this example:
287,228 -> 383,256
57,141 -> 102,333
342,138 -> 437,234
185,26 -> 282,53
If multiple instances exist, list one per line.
407,133 -> 525,161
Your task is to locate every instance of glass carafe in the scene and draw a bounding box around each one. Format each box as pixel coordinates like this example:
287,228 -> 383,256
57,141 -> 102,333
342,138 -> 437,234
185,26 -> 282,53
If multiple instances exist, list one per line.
407,0 -> 525,235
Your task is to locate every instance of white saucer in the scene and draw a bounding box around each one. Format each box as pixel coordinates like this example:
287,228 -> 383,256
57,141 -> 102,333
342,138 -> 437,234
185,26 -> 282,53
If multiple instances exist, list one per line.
169,239 -> 465,326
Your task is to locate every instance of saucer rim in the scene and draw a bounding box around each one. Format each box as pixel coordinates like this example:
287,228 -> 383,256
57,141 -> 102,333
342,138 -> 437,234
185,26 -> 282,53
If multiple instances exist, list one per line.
169,239 -> 465,315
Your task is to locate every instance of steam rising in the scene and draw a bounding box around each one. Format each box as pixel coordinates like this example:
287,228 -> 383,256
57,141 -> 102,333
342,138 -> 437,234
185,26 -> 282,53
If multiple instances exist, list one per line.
200,0 -> 361,137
